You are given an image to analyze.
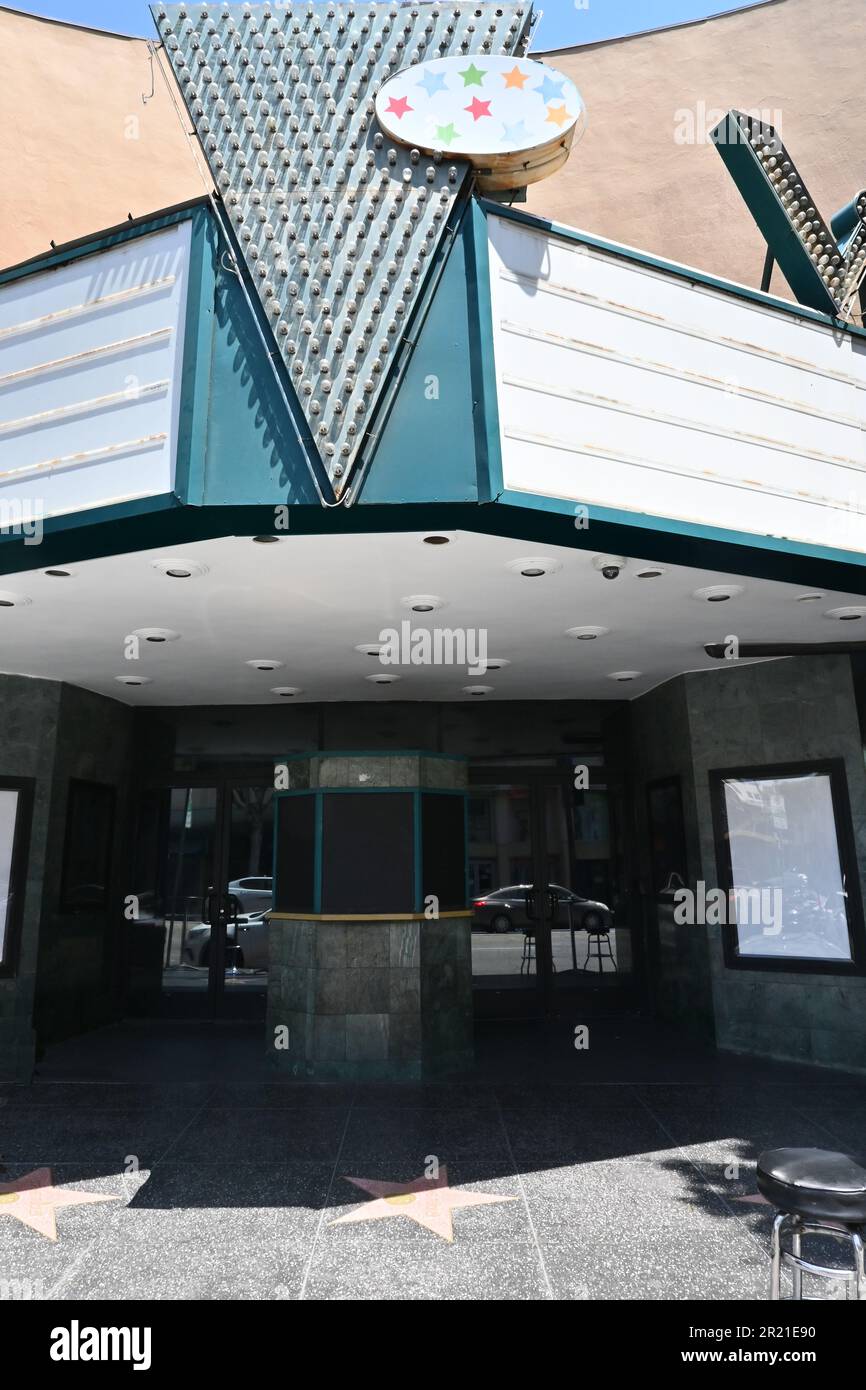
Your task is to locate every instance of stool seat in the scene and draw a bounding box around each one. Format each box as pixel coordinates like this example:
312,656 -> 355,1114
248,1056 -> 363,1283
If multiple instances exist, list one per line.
758,1147 -> 866,1224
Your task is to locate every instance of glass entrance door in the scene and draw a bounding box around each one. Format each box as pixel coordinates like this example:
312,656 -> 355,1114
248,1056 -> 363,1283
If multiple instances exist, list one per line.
127,780 -> 274,1019
468,781 -> 551,1017
469,763 -> 633,1017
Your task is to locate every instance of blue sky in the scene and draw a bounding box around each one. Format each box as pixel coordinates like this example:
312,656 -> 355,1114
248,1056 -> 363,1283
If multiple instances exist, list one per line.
5,0 -> 768,50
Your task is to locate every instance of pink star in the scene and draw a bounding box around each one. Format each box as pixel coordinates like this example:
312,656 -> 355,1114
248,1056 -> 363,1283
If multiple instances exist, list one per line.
465,97 -> 492,122
0,1167 -> 118,1241
330,1166 -> 516,1243
386,95 -> 413,119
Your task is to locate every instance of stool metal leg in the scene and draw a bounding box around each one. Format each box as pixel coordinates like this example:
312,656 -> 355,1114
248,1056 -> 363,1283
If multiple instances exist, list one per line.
770,1213 -> 785,1301
853,1230 -> 865,1301
791,1219 -> 803,1300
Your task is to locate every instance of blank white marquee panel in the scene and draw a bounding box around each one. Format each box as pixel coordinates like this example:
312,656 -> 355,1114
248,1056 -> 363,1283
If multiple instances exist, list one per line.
0,222 -> 191,523
486,213 -> 866,555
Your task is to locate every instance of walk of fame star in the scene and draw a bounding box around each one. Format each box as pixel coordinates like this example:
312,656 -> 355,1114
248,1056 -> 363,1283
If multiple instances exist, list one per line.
0,1167 -> 117,1241
330,1167 -> 517,1243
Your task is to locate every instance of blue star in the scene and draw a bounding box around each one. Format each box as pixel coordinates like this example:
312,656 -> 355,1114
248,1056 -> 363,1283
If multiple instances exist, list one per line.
417,69 -> 449,98
501,119 -> 531,145
535,72 -> 566,104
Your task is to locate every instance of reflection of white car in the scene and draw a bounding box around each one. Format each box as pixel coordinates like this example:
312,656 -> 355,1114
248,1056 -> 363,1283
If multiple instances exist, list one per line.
227,877 -> 273,913
182,910 -> 270,971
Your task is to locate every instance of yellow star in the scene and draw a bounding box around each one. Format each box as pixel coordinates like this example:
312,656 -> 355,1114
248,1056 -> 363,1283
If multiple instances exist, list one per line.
330,1167 -> 517,1243
0,1167 -> 118,1241
545,103 -> 572,129
502,65 -> 529,90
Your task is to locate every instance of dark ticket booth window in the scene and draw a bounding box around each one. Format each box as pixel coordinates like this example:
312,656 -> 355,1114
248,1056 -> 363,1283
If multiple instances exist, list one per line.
711,760 -> 865,972
322,793 -> 415,915
60,780 -> 115,913
274,795 -> 317,916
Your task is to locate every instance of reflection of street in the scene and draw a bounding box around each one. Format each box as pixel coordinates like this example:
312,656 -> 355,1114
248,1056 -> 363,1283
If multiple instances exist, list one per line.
471,927 -> 624,986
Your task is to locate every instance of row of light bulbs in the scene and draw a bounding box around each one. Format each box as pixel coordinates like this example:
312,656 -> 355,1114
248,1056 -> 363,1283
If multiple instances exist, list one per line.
748,120 -> 866,303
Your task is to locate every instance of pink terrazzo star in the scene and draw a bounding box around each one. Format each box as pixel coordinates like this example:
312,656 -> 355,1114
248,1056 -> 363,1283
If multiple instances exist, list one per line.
0,1167 -> 118,1241
330,1166 -> 516,1243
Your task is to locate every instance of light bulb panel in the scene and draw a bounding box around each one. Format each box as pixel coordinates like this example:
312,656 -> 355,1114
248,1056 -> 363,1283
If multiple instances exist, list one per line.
711,110 -> 864,318
154,3 -> 534,498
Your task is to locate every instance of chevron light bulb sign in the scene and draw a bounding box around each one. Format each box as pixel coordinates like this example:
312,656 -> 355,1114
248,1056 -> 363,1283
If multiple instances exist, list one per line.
375,56 -> 585,190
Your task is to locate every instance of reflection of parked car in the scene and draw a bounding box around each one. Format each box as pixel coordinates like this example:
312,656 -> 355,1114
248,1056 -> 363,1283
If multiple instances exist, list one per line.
472,884 -> 612,934
227,877 -> 273,912
182,909 -> 270,970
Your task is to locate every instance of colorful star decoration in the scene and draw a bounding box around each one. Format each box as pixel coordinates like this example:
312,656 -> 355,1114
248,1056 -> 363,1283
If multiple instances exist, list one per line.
374,55 -> 583,159
465,97 -> 492,122
434,122 -> 460,147
330,1167 -> 517,1243
386,95 -> 412,119
458,62 -> 485,88
545,103 -> 572,129
502,64 -> 529,90
0,1167 -> 117,1241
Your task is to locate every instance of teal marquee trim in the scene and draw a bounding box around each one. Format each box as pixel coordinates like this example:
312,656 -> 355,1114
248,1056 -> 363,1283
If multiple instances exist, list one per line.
174,208 -> 218,506
481,200 -> 866,342
1,497 -> 864,597
465,200 -> 504,503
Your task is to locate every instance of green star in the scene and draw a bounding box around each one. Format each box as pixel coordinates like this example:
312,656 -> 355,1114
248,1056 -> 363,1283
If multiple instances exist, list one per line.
435,122 -> 460,146
458,62 -> 485,88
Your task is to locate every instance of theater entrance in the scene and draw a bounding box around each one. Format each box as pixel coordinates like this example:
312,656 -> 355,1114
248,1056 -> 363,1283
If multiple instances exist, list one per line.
468,758 -> 639,1019
127,774 -> 275,1020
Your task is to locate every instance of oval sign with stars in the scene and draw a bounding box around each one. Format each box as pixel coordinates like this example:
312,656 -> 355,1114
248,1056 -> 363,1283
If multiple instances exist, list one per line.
374,55 -> 585,189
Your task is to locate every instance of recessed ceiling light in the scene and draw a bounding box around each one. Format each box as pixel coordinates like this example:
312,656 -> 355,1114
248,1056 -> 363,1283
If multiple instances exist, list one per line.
355,643 -> 384,657
271,686 -> 303,697
366,673 -> 401,685
401,594 -> 444,613
824,606 -> 866,621
132,628 -> 180,644
483,658 -> 511,670
252,535 -> 281,544
246,658 -> 284,671
151,558 -> 208,579
796,592 -> 825,602
607,671 -> 642,682
635,567 -> 665,579
566,626 -> 610,640
44,568 -> 73,578
506,557 -> 562,578
422,535 -> 451,546
463,685 -> 493,696
692,585 -> 743,603
115,675 -> 152,687
0,591 -> 31,608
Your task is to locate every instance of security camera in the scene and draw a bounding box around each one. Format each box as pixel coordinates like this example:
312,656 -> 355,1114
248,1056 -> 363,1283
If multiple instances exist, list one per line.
592,554 -> 627,580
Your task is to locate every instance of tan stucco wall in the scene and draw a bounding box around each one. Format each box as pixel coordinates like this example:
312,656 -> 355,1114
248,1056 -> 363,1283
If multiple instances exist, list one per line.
1,0 -> 863,304
0,7 -> 208,270
526,0 -> 866,300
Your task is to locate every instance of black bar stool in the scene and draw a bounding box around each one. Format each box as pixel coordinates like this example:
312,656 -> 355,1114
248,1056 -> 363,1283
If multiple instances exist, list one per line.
757,1148 -> 866,1300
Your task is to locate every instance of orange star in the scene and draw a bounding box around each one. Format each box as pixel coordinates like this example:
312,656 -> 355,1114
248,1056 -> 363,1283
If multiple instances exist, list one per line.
502,65 -> 529,90
330,1167 -> 517,1243
0,1167 -> 118,1241
545,103 -> 572,128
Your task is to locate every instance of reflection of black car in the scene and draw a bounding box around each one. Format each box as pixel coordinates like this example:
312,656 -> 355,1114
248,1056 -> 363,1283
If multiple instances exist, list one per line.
472,884 -> 612,934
